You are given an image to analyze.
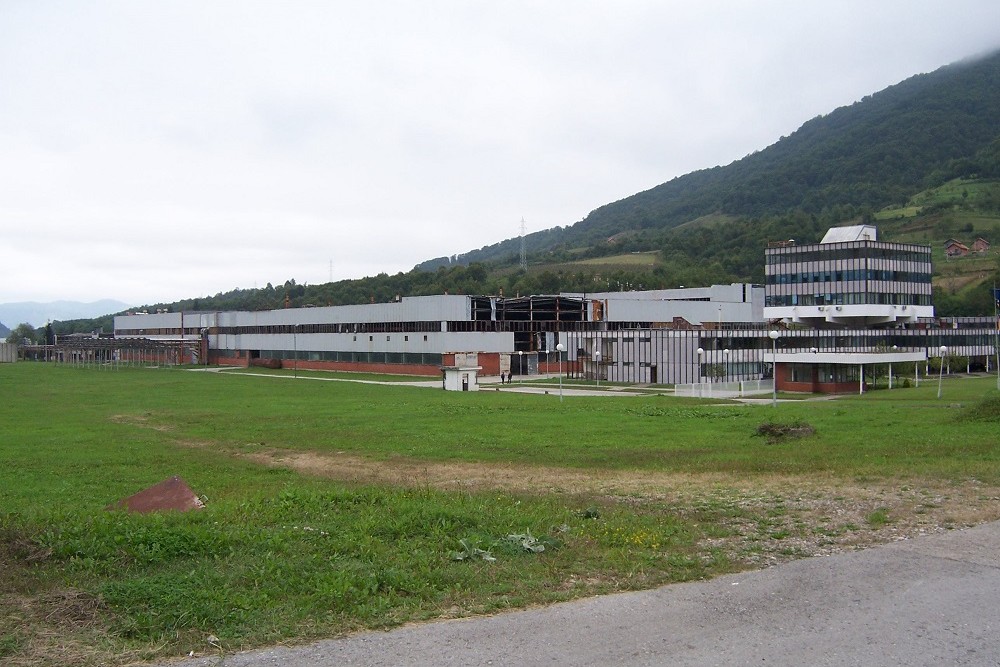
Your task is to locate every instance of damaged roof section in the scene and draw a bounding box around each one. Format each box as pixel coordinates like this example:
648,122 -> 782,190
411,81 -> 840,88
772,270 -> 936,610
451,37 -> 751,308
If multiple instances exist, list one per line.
471,295 -> 590,322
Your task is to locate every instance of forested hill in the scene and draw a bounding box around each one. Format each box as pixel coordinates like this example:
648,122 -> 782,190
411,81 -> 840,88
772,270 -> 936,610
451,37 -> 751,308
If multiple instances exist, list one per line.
425,49 -> 1000,266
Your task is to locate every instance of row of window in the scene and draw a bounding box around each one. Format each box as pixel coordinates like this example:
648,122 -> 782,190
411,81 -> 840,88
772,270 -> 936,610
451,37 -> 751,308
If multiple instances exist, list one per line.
221,321 -> 443,335
208,321 -> 603,336
580,326 -> 998,356
765,270 -> 931,285
765,293 -> 932,307
699,361 -> 767,377
116,328 -> 198,336
788,364 -> 861,384
258,350 -> 444,365
765,245 -> 931,265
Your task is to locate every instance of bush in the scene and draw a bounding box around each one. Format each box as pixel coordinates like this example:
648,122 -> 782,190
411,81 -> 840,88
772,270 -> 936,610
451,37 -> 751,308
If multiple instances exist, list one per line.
753,421 -> 816,444
959,392 -> 1000,422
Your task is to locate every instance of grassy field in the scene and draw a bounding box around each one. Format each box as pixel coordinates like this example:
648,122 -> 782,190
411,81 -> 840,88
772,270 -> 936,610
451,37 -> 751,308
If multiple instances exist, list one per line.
2,363 -> 1000,666
569,251 -> 659,267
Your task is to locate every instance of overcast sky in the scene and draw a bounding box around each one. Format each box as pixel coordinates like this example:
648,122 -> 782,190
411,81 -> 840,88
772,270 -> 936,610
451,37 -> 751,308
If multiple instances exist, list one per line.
2,1 -> 999,307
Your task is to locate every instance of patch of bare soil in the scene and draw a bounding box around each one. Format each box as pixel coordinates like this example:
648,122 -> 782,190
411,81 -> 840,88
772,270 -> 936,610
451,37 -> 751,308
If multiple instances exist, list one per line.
0,589 -> 145,667
228,444 -> 1000,569
111,411 -> 1000,568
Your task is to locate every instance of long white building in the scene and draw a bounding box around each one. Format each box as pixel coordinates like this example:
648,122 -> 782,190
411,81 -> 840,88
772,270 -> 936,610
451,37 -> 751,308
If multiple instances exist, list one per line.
110,226 -> 999,392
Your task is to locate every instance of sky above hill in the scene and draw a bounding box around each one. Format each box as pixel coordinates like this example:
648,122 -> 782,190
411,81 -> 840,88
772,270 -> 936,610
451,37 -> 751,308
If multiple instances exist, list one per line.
2,1 -> 999,307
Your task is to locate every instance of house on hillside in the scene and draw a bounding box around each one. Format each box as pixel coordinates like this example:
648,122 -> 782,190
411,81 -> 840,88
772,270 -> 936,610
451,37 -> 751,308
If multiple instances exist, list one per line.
944,239 -> 970,257
972,237 -> 991,253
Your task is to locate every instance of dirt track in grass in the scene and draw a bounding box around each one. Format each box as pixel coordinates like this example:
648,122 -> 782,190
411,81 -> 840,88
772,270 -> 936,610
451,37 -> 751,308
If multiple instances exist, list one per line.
108,407 -> 1000,568
240,445 -> 1000,569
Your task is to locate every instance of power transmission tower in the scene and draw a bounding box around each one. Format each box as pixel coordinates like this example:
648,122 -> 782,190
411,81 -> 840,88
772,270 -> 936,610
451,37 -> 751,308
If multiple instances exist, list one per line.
519,218 -> 527,272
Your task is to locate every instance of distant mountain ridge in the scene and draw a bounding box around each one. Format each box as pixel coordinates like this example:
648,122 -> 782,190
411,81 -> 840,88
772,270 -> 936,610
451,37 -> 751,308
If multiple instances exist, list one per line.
0,300 -> 130,329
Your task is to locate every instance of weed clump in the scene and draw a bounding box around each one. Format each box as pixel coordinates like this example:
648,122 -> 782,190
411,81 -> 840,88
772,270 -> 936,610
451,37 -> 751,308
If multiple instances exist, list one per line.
959,392 -> 1000,422
753,421 -> 816,444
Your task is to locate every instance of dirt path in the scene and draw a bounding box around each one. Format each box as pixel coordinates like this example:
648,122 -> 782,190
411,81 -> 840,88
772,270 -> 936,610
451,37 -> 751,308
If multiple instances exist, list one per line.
110,411 -> 1000,569
239,444 -> 1000,569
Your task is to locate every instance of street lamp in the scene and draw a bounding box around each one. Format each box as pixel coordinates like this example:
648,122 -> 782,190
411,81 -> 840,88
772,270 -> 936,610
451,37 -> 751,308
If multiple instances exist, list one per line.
937,345 -> 947,399
889,345 -> 898,389
595,348 -> 602,388
517,350 -> 523,385
768,330 -> 780,407
556,342 -> 566,402
696,347 -> 705,398
293,324 -> 299,378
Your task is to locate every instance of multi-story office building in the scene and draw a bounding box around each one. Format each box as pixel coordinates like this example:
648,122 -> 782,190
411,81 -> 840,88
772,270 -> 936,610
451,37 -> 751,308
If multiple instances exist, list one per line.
764,225 -> 934,327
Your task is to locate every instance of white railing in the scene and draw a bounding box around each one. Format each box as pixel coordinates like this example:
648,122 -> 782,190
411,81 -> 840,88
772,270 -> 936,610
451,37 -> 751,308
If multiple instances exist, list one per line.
674,379 -> 773,398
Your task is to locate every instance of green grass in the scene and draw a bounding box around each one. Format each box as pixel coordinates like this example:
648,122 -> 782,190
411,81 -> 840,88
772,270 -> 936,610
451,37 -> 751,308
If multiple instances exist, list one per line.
570,251 -> 659,267
2,363 -> 999,665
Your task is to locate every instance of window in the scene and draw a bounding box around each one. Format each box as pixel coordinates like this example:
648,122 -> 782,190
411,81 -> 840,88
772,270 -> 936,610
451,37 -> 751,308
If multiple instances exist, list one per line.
789,364 -> 812,383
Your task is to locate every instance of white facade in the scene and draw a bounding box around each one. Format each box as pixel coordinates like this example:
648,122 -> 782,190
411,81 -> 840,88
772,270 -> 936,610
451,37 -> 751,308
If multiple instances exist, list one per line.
764,226 -> 934,327
567,283 -> 764,326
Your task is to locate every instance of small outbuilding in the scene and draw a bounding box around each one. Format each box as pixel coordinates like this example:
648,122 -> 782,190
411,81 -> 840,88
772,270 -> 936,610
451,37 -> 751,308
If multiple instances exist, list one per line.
440,365 -> 482,391
0,343 -> 16,363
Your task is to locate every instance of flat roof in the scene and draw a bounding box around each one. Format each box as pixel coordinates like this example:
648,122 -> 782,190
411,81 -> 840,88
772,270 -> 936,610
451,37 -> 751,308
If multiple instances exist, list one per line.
820,225 -> 877,243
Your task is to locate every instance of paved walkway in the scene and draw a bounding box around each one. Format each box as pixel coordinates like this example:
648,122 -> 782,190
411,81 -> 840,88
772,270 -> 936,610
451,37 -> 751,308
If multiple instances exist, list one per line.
159,520 -> 1000,666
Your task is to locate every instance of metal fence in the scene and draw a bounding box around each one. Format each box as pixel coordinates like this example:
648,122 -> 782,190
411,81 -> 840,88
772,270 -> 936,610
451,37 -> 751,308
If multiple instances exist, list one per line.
18,339 -> 200,368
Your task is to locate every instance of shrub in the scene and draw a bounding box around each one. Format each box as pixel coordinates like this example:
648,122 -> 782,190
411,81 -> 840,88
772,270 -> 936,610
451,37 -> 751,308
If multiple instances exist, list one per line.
753,421 -> 816,444
959,392 -> 1000,422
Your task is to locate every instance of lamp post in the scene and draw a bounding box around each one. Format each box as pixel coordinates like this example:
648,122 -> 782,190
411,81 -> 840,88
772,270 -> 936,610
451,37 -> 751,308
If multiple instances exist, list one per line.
696,347 -> 705,398
937,345 -> 947,399
517,350 -> 523,385
768,330 -> 780,407
556,342 -> 566,402
293,324 -> 299,378
889,345 -> 898,389
595,349 -> 602,388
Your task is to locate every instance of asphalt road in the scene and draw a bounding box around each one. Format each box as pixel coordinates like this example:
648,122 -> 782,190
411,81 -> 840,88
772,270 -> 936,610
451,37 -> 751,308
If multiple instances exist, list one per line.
161,521 -> 1000,667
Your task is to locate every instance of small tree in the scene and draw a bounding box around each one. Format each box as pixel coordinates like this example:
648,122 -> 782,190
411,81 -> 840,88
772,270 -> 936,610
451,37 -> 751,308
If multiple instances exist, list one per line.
705,363 -> 726,380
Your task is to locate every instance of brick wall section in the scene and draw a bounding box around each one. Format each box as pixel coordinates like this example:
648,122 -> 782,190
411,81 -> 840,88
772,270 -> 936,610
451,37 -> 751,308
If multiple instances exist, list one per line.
286,360 -> 440,376
776,364 -> 861,394
210,350 -> 578,378
209,351 -> 439,376
538,360 -> 580,374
